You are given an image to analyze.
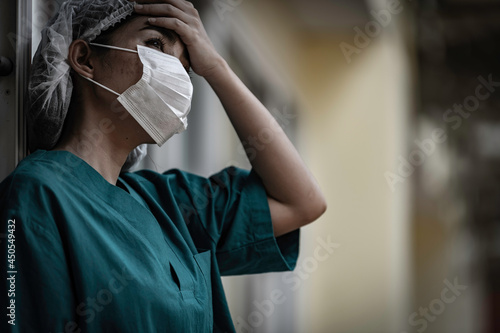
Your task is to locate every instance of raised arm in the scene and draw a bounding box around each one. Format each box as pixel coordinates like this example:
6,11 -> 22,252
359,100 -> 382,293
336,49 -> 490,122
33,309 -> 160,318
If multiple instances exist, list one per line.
134,0 -> 327,237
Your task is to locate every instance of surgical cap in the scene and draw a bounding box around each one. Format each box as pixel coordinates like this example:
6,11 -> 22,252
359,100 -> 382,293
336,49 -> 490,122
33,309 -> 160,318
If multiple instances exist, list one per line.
28,0 -> 136,151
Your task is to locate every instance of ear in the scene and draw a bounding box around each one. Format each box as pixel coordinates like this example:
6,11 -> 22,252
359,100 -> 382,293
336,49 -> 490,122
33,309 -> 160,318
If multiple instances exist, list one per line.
68,39 -> 95,78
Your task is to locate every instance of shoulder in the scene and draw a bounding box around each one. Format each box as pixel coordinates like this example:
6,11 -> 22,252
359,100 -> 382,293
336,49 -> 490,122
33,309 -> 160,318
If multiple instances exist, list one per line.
1,151 -> 65,190
0,151 -> 65,218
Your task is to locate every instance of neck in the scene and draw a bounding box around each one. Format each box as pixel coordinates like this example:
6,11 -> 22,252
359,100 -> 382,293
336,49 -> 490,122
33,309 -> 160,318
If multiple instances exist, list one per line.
54,136 -> 130,185
53,102 -> 138,186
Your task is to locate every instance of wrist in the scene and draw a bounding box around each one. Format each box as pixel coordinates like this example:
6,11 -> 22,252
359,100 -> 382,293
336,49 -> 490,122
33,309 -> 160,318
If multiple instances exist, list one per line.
202,56 -> 230,83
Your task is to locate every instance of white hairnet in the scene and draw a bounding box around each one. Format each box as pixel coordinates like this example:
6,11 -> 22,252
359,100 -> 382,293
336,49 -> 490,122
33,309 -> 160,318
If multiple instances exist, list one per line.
28,0 -> 135,151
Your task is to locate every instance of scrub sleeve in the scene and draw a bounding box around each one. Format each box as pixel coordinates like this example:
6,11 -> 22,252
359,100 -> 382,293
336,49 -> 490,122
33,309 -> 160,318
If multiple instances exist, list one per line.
130,166 -> 300,275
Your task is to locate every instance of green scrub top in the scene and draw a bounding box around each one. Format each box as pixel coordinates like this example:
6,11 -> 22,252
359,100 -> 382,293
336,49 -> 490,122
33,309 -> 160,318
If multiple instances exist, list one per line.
0,150 -> 300,332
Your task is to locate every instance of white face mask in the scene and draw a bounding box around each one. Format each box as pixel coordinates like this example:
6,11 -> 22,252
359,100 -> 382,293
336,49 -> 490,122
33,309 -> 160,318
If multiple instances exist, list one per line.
81,43 -> 193,147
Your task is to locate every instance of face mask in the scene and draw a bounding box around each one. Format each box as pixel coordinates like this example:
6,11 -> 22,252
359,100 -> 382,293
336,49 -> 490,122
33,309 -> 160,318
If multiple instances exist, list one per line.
81,43 -> 193,147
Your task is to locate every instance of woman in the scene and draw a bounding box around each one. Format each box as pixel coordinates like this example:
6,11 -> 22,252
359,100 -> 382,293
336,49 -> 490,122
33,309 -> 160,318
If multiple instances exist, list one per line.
0,0 -> 326,331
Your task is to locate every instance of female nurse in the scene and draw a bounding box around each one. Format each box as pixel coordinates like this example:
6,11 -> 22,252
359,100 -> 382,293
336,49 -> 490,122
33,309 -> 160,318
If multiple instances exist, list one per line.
0,0 -> 327,332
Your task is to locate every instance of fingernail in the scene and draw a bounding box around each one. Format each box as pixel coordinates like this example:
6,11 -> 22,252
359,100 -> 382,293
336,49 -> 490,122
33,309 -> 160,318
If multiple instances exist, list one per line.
135,4 -> 143,9
148,18 -> 156,23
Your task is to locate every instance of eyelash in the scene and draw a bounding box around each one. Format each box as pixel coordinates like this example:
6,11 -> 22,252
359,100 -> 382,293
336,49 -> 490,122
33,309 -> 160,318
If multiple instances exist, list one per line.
145,37 -> 167,51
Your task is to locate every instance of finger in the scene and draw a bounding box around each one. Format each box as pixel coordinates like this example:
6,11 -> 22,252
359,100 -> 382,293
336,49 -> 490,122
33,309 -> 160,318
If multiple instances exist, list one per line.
135,2 -> 197,16
147,17 -> 197,45
135,0 -> 197,15
135,3 -> 196,25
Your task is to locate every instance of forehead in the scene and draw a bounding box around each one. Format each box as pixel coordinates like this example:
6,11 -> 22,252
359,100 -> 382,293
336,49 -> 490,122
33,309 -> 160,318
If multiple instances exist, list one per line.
114,16 -> 175,45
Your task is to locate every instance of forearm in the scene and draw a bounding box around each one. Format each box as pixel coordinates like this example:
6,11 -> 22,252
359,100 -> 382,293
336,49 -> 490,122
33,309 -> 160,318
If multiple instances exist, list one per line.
204,58 -> 327,221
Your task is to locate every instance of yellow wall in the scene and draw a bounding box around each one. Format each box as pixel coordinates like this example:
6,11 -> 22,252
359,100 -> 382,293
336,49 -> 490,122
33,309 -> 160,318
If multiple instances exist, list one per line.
239,1 -> 414,332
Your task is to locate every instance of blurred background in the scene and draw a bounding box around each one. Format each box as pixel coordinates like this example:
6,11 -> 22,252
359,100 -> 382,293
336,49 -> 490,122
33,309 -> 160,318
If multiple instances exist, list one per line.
1,0 -> 499,332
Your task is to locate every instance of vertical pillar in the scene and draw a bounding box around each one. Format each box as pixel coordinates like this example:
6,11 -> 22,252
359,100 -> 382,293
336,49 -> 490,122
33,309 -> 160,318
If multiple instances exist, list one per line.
0,0 -> 31,180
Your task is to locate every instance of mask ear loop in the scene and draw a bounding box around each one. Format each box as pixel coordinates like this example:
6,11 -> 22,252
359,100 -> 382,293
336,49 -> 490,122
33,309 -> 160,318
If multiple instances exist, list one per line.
89,42 -> 138,54
80,75 -> 121,97
80,43 -> 139,96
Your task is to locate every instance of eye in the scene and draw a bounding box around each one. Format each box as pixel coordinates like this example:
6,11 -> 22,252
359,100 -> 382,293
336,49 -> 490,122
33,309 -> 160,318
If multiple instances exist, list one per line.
145,37 -> 166,51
